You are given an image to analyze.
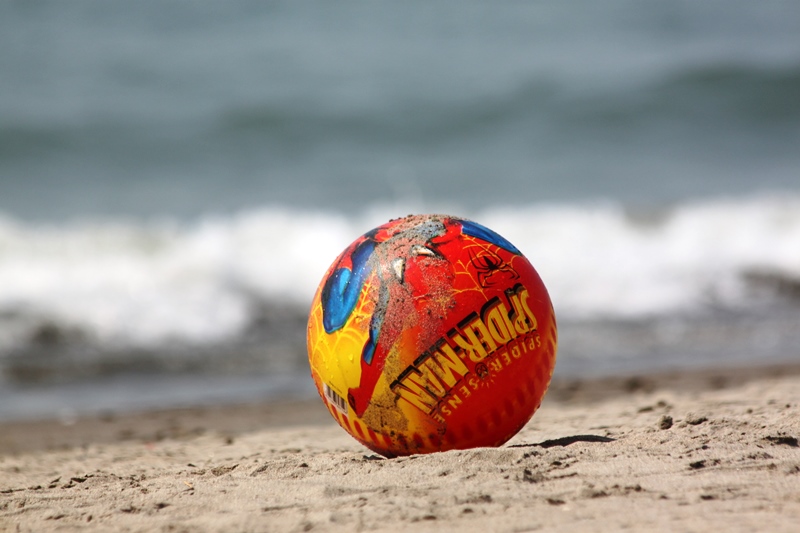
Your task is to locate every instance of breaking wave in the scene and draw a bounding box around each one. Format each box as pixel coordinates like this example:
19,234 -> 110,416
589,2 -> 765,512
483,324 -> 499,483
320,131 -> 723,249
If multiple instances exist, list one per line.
1,192 -> 799,358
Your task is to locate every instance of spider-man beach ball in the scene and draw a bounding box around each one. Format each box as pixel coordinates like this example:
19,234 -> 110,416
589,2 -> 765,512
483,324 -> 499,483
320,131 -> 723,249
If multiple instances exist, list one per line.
307,214 -> 557,457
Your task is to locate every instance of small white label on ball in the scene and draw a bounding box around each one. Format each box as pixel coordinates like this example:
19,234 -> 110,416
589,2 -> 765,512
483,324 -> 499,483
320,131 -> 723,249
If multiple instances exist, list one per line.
324,382 -> 349,416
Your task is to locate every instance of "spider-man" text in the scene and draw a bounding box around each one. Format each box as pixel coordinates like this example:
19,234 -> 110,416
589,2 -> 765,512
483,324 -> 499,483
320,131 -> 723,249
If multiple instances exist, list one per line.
389,283 -> 540,414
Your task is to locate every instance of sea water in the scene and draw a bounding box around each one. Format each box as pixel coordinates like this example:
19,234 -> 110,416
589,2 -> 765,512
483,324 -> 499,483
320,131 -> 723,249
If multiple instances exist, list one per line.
1,1 -> 799,420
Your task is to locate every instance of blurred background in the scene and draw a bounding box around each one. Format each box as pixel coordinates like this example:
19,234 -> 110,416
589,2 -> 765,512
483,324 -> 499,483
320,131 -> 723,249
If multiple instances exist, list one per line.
1,0 -> 799,421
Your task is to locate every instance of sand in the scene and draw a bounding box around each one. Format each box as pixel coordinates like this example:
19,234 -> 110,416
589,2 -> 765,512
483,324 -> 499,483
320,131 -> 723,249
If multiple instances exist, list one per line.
2,364 -> 799,532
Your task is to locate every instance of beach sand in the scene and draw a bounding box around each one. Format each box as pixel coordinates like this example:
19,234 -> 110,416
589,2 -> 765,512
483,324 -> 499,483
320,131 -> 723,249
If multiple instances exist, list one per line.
2,364 -> 799,532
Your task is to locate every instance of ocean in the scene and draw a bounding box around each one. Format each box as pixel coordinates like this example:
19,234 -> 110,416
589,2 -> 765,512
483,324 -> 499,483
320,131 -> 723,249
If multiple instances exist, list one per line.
1,1 -> 799,421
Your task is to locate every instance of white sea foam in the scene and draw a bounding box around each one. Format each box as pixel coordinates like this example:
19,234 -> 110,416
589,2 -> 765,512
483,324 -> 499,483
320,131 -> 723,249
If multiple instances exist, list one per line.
480,194 -> 800,319
0,193 -> 798,352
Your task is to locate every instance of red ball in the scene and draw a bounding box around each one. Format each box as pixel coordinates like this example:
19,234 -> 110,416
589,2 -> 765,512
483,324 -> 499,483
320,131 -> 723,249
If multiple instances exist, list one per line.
307,214 -> 557,457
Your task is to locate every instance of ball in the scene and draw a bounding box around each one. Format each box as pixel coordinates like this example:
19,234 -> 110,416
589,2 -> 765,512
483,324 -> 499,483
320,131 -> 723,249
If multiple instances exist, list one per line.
307,214 -> 557,457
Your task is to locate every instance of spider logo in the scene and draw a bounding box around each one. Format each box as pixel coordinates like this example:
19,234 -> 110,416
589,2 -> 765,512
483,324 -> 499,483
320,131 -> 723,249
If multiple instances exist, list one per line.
475,362 -> 490,379
469,246 -> 519,287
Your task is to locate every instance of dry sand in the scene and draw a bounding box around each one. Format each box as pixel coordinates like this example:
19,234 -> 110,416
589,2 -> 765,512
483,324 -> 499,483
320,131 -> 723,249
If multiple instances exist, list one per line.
2,364 -> 799,532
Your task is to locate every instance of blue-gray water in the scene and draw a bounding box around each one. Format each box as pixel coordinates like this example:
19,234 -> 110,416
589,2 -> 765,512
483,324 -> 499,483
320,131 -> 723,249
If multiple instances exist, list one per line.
1,1 -> 799,420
